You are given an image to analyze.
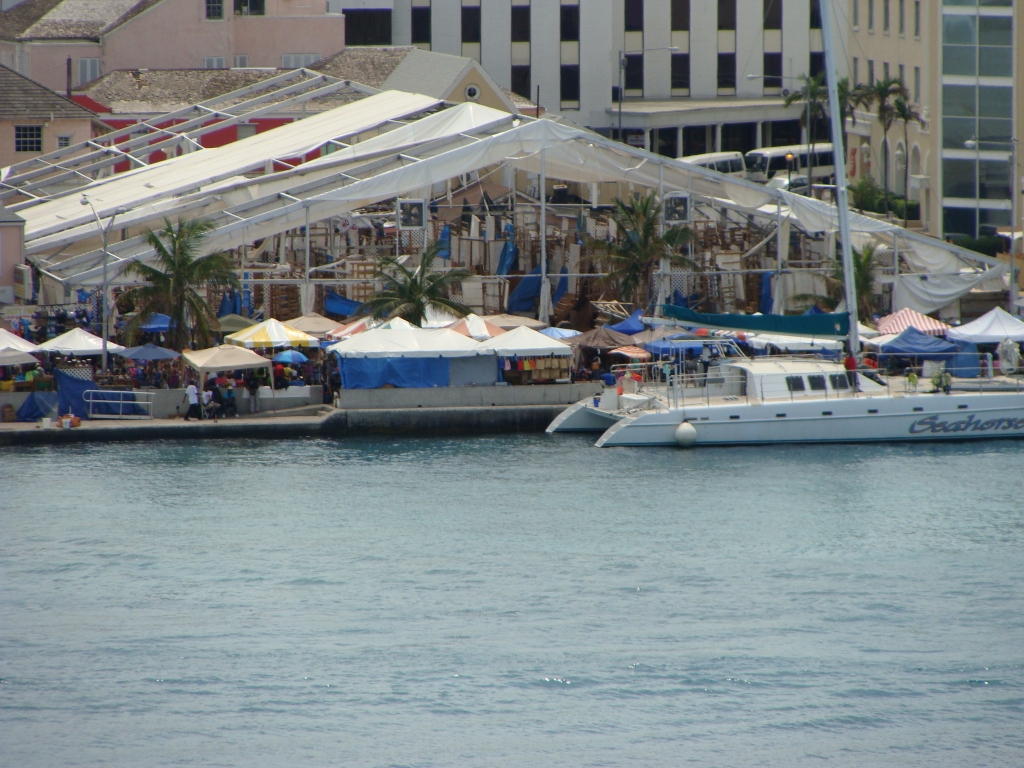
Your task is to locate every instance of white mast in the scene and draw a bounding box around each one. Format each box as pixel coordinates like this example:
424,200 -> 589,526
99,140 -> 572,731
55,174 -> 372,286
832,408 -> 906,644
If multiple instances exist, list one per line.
819,0 -> 860,354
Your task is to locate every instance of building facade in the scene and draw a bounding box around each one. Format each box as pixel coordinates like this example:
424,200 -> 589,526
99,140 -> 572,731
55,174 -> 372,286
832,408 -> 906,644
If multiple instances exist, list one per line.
336,0 -> 848,157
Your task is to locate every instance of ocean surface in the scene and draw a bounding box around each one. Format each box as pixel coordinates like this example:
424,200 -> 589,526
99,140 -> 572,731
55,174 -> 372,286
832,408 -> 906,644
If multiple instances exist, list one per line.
2,435 -> 1023,767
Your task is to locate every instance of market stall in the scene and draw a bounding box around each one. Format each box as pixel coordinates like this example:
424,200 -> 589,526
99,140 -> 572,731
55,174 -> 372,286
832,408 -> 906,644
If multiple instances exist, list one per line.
478,326 -> 572,384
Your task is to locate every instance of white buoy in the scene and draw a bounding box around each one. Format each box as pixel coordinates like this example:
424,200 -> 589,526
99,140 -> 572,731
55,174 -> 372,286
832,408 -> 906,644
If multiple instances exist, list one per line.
674,421 -> 697,447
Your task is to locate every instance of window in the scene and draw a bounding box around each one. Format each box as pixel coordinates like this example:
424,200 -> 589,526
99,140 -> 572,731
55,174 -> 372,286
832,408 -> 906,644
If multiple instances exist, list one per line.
560,5 -> 579,41
718,53 -> 736,89
853,57 -> 859,83
625,0 -> 643,31
914,0 -> 920,36
785,376 -> 806,392
883,61 -> 890,80
57,135 -> 72,149
281,53 -> 320,68
899,63 -> 905,85
624,54 -> 643,90
671,0 -> 689,31
829,374 -> 849,390
204,56 -> 226,69
234,0 -> 264,14
672,53 -> 690,89
764,52 -> 782,88
344,9 -> 392,45
411,6 -> 431,45
15,126 -> 42,153
511,65 -> 530,98
77,57 -> 99,86
810,52 -> 825,78
237,123 -> 257,140
206,0 -> 223,19
233,54 -> 248,68
883,0 -> 889,31
914,66 -> 920,101
461,6 -> 481,43
560,64 -> 580,103
853,0 -> 859,27
764,0 -> 782,29
898,0 -> 905,33
868,0 -> 874,30
810,0 -> 822,28
943,158 -> 977,198
718,0 -> 736,30
511,5 -> 530,42
808,375 -> 827,391
868,59 -> 874,83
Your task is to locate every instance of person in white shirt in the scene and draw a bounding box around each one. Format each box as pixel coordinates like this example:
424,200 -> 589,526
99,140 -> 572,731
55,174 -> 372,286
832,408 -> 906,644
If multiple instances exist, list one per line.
183,381 -> 201,421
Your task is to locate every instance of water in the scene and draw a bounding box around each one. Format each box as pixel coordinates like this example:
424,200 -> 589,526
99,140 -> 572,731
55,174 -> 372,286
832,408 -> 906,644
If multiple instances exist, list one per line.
2,435 -> 1023,767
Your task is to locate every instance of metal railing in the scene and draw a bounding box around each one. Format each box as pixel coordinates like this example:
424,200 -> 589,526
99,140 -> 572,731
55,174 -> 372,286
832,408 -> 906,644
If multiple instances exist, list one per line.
83,390 -> 154,420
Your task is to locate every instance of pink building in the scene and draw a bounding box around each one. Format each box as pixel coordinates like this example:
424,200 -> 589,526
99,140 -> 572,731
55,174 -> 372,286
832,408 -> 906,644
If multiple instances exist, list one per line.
0,0 -> 345,94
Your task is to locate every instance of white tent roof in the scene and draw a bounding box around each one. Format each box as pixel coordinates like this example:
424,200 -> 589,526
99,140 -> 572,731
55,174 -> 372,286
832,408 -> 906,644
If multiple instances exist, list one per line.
446,313 -> 507,341
36,327 -> 125,355
327,324 -> 489,358
0,348 -> 41,366
0,327 -> 40,352
183,344 -> 272,373
225,318 -> 320,348
477,325 -> 572,356
947,307 -> 1024,343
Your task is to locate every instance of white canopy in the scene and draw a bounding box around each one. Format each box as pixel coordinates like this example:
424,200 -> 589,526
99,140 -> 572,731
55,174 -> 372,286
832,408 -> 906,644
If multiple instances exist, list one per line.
182,344 -> 272,373
0,327 -> 40,352
446,313 -> 507,341
283,312 -> 344,339
947,307 -> 1024,343
225,318 -> 320,348
37,327 -> 125,356
0,348 -> 41,366
327,324 -> 489,358
477,326 -> 572,356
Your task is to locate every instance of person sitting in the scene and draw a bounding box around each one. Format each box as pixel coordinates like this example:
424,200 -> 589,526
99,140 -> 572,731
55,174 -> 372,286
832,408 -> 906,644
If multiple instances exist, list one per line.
202,387 -> 221,420
220,386 -> 238,417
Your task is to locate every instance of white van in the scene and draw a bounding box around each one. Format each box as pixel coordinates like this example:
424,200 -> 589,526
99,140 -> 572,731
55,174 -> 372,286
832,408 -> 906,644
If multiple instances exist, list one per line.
744,143 -> 834,183
678,151 -> 746,178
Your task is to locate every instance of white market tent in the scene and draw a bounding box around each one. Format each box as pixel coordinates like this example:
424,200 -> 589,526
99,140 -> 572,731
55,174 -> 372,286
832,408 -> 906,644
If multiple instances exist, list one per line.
447,314 -> 507,341
182,344 -> 272,374
477,326 -> 572,356
283,313 -> 343,339
37,327 -> 125,356
947,307 -> 1024,343
0,348 -> 41,366
0,327 -> 40,352
225,318 -> 319,349
327,324 -> 488,358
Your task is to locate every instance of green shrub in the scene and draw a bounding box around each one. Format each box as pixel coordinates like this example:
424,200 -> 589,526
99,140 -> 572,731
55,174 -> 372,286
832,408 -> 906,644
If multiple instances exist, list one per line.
949,235 -> 1003,257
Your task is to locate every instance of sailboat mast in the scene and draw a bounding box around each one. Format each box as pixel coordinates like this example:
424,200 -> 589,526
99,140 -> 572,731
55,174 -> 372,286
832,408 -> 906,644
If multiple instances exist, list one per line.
819,0 -> 860,354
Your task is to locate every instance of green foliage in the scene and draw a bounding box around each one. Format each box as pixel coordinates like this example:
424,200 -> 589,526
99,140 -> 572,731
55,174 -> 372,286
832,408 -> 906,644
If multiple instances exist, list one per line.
361,241 -> 471,326
848,174 -> 919,220
948,235 -> 1004,258
793,243 -> 880,322
123,218 -> 238,350
604,192 -> 696,308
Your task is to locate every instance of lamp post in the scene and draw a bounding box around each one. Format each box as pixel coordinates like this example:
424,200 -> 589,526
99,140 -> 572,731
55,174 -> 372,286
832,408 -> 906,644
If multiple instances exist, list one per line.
965,138 -> 1019,313
80,196 -> 127,372
785,152 -> 794,189
618,47 -> 678,145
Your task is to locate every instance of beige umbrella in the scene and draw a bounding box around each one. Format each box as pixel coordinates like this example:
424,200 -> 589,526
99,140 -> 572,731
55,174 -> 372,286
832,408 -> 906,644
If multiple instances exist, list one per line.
480,313 -> 548,330
283,312 -> 341,339
183,344 -> 276,415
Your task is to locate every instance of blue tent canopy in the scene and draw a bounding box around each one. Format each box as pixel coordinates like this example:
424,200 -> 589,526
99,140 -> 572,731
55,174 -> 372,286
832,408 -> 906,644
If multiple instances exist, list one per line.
879,327 -> 958,360
643,338 -> 707,359
217,291 -> 242,318
608,309 -> 646,335
540,327 -> 580,339
121,343 -> 181,361
139,313 -> 172,333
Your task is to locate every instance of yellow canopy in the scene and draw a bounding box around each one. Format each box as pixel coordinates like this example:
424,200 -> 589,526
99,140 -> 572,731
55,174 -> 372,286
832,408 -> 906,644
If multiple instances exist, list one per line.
225,318 -> 320,349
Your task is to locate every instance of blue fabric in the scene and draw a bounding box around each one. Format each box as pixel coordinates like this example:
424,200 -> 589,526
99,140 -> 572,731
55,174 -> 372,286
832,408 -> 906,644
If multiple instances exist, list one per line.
140,313 -> 171,333
553,266 -> 568,305
16,391 -> 59,422
273,350 -> 308,364
663,304 -> 850,337
217,292 -> 233,318
325,292 -> 364,317
55,368 -> 92,418
121,343 -> 180,361
668,289 -> 700,308
507,265 -> 542,313
951,341 -> 980,378
496,223 -> 518,275
540,327 -> 580,339
608,309 -> 646,335
879,327 -> 958,360
759,272 -> 775,314
803,304 -> 825,315
436,224 -> 451,260
643,338 -> 707,359
339,357 -> 450,389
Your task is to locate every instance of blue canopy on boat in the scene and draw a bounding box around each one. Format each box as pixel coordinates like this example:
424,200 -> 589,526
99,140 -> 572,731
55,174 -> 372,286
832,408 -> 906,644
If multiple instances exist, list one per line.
608,309 -> 646,335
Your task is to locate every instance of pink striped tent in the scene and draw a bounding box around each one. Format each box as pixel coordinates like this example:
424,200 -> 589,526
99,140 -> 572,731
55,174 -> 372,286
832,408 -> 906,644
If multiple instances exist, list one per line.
875,308 -> 951,337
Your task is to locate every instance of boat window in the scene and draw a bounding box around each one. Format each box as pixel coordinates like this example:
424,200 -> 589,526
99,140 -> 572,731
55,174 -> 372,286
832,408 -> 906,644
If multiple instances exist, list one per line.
829,373 -> 849,390
785,375 -> 806,391
808,374 -> 827,391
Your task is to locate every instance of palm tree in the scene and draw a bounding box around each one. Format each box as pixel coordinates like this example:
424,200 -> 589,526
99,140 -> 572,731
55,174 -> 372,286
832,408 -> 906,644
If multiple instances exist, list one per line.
123,218 -> 238,350
794,243 -> 879,322
784,73 -> 828,196
362,241 -> 471,326
894,97 -> 923,227
603,192 -> 695,310
867,76 -> 909,216
836,77 -> 874,158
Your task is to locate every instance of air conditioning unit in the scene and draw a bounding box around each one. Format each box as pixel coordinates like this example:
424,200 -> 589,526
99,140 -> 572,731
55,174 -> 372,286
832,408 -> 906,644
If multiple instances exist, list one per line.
13,263 -> 32,300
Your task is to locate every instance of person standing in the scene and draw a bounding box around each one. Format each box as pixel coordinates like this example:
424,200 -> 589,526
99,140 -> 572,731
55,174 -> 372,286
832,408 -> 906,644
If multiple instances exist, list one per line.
183,380 -> 201,421
843,350 -> 858,391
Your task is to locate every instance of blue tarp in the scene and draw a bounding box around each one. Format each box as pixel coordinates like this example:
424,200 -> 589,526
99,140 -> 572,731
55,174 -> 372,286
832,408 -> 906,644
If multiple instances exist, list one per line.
496,223 -> 518,275
325,291 -> 364,317
55,368 -> 92,418
663,304 -> 850,337
541,327 -> 580,339
507,265 -> 541,313
436,224 -> 451,260
217,291 -> 242,318
553,266 -> 568,305
121,343 -> 180,361
759,273 -> 776,314
951,341 -> 980,378
16,391 -> 58,422
339,357 -> 450,389
608,309 -> 646,335
643,338 -> 707,358
140,313 -> 172,333
879,327 -> 958,360
668,289 -> 701,308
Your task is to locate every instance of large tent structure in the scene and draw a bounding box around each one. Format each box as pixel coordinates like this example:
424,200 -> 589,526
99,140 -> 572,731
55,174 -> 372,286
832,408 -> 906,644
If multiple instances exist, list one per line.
946,307 -> 1024,343
0,328 -> 40,353
876,308 -> 951,337
37,327 -> 125,356
182,345 -> 272,375
283,313 -> 343,339
225,319 -> 319,349
477,326 -> 571,357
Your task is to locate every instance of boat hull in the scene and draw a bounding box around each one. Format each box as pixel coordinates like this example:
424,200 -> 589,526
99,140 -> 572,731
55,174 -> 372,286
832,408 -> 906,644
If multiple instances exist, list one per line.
545,399 -> 625,433
594,392 -> 1024,447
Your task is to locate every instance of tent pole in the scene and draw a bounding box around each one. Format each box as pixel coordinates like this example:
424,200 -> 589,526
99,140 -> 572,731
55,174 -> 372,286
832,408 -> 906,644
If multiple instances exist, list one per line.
657,163 -> 667,315
304,206 -> 311,316
539,148 -> 550,322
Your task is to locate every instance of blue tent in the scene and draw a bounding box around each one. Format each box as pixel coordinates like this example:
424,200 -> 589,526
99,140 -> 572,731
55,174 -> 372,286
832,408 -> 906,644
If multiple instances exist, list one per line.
879,327 -> 958,361
950,341 -> 980,378
608,309 -> 646,335
217,290 -> 242,318
121,343 -> 181,361
540,327 -> 580,339
139,313 -> 172,333
643,338 -> 707,359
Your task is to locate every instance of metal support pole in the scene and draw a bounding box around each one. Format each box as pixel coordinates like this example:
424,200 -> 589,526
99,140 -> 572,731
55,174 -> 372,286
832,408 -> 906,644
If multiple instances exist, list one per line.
617,50 -> 624,142
819,0 -> 860,354
101,224 -> 109,373
657,163 -> 668,314
304,205 -> 311,314
1011,142 -> 1018,313
539,148 -> 550,321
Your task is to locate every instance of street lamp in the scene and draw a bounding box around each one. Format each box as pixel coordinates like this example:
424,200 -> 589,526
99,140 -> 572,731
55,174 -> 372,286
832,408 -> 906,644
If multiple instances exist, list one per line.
785,152 -> 795,189
965,138 -> 1019,313
617,46 -> 679,145
80,195 -> 127,373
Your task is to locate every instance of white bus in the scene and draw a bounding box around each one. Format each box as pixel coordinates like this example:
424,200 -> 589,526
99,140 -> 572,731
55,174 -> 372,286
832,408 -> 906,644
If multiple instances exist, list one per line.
744,143 -> 835,183
678,151 -> 746,178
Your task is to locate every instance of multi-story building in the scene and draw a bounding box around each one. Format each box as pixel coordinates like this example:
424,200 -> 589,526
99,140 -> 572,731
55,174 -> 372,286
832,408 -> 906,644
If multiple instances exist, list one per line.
0,0 -> 347,94
335,0 -> 846,157
846,0 -> 1020,240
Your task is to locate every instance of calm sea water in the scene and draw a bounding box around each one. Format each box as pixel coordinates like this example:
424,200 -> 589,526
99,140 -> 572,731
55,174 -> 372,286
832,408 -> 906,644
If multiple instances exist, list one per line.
2,435 -> 1023,767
